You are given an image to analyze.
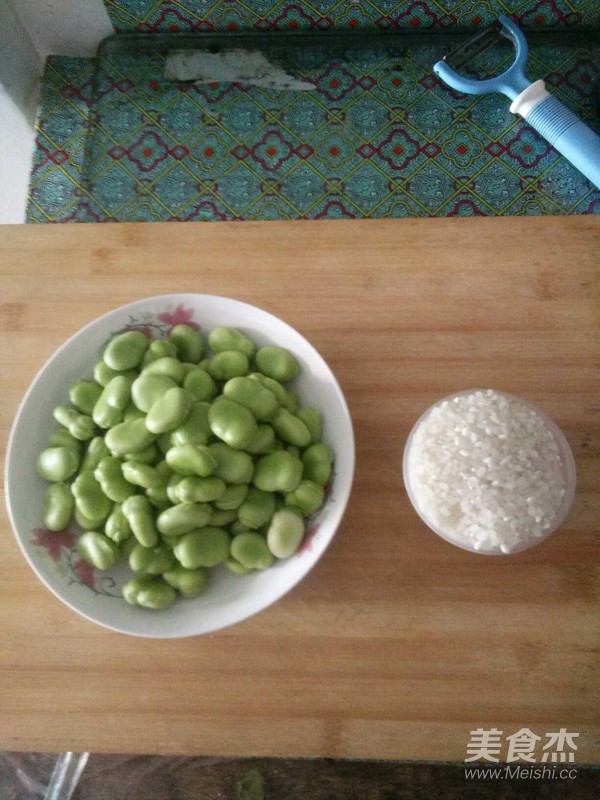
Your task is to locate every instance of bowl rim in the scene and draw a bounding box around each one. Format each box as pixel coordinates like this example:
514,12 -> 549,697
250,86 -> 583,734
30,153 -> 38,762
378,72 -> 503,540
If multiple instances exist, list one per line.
5,293 -> 355,637
402,388 -> 577,556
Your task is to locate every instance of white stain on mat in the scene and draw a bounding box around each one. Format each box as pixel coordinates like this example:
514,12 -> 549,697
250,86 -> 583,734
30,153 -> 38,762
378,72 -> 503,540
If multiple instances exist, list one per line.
164,49 -> 315,90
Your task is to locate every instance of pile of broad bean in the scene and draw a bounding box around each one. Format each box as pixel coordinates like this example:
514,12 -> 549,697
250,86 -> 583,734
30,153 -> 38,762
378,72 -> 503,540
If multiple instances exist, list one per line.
36,324 -> 334,610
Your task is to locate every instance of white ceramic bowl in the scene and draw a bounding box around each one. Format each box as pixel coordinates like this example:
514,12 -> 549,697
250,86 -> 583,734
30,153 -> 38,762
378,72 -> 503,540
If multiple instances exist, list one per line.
403,389 -> 576,555
5,295 -> 354,637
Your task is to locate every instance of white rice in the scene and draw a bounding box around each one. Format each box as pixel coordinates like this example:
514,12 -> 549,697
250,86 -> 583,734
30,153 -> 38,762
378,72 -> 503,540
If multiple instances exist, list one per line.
405,390 -> 567,554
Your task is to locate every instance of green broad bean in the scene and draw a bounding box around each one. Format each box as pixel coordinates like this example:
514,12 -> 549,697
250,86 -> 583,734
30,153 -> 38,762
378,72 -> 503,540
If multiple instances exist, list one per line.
122,575 -> 176,609
208,327 -> 255,358
142,356 -> 185,384
270,408 -> 311,448
173,476 -> 226,504
36,446 -> 80,482
209,443 -> 254,485
92,377 -> 129,429
183,368 -> 217,402
121,494 -> 159,547
157,502 -> 212,537
123,443 -> 159,464
170,402 -> 211,446
173,527 -> 231,569
224,557 -> 252,575
53,405 -> 95,441
145,387 -> 193,434
253,450 -> 303,493
208,397 -> 257,450
129,542 -> 176,575
296,407 -> 322,443
104,503 -> 132,543
285,480 -> 324,516
163,565 -> 209,598
156,432 -> 174,456
302,443 -> 334,486
48,427 -> 83,454
71,472 -> 113,522
143,459 -> 172,508
198,358 -> 211,371
105,418 -> 156,455
169,324 -> 204,363
141,339 -> 178,366
122,401 -> 146,422
248,373 -> 287,405
166,473 -> 184,505
77,531 -> 121,570
266,508 -> 305,558
94,456 -> 136,502
166,443 -> 217,477
213,482 -> 248,511
103,330 -> 149,371
75,506 -> 108,531
131,373 -> 177,413
237,487 -> 276,529
230,532 -> 274,570
208,508 -> 238,527
229,520 -> 254,536
255,346 -> 299,383
69,380 -> 102,415
207,350 -> 249,381
80,436 -> 110,472
245,424 -> 277,455
44,482 -> 75,531
121,461 -> 162,490
223,376 -> 279,420
93,361 -> 136,387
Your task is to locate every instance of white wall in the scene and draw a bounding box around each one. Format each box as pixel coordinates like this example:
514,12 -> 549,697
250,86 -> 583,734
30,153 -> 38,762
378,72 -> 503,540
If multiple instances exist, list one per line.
0,0 -> 113,223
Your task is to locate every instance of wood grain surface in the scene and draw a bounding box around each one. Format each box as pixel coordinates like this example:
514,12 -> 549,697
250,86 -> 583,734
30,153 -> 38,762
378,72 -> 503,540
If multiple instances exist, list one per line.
0,218 -> 599,762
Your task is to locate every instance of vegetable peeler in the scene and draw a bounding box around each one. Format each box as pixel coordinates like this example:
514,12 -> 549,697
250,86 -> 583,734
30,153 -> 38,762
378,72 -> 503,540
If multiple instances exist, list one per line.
433,15 -> 600,189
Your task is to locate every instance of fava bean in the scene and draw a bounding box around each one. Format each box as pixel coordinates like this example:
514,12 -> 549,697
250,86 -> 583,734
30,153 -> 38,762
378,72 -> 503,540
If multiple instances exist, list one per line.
245,424 -> 277,455
208,397 -> 257,450
208,508 -> 238,527
223,376 -> 278,420
69,380 -> 102,415
169,324 -> 204,363
213,482 -> 248,511
302,443 -> 333,486
285,480 -> 324,516
80,436 -> 111,472
122,401 -> 146,422
208,327 -> 255,358
248,373 -> 287,405
93,360 -> 136,387
238,487 -> 276,529
105,418 -> 156,455
253,450 -> 303,493
141,339 -> 178,366
48,427 -> 83,454
183,368 -> 217,402
122,494 -> 159,547
207,350 -> 249,381
171,402 -> 211,446
104,503 -> 132,543
122,575 -> 176,609
36,446 -> 79,482
209,443 -> 254,485
283,389 -> 299,414
131,373 -> 177,413
77,531 -> 121,570
103,331 -> 149,371
173,476 -> 226,504
296,407 -> 322,443
75,506 -> 108,531
163,565 -> 209,597
157,502 -> 212,537
122,461 -> 162,490
94,456 -> 136,502
123,443 -> 159,464
44,482 -> 75,531
173,527 -> 231,568
224,557 -> 253,575
166,443 -> 217,477
145,387 -> 193,434
71,472 -> 113,522
255,346 -> 299,383
53,405 -> 95,441
142,356 -> 185,384
271,408 -> 311,448
230,532 -> 274,570
266,508 -> 305,558
129,542 -> 176,575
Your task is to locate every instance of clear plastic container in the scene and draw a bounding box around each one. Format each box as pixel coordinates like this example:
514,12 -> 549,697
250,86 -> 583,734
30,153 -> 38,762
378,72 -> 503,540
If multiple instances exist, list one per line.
402,389 -> 577,555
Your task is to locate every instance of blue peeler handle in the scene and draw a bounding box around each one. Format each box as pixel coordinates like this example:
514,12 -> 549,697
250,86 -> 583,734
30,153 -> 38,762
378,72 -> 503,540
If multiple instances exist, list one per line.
434,15 -> 600,189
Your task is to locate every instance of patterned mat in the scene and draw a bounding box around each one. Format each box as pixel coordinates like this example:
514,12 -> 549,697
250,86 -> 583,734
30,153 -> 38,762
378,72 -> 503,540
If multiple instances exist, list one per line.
27,34 -> 600,223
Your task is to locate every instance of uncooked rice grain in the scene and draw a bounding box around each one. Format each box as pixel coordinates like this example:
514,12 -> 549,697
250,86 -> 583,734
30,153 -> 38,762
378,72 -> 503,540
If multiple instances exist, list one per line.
405,390 -> 567,553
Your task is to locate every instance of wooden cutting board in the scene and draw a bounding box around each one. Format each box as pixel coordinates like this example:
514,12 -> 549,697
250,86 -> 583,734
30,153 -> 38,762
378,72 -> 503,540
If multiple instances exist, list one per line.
0,217 -> 599,762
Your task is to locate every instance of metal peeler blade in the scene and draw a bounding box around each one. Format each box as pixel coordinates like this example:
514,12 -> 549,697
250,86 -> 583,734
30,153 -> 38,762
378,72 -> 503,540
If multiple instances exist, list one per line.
442,20 -> 503,70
